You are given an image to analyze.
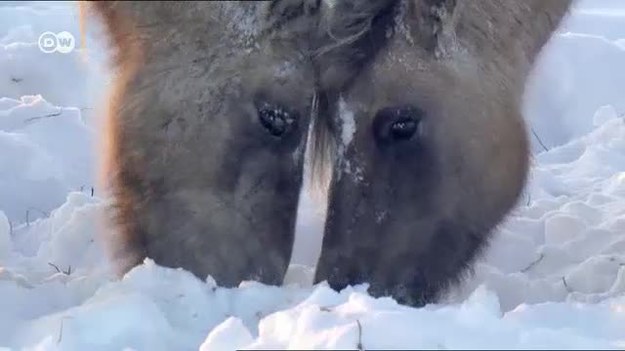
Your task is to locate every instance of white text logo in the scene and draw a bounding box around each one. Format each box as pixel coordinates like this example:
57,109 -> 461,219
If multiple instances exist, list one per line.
38,31 -> 75,54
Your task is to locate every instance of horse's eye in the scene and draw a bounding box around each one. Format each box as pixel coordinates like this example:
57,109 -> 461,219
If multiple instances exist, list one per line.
390,118 -> 419,140
256,102 -> 297,137
373,105 -> 423,144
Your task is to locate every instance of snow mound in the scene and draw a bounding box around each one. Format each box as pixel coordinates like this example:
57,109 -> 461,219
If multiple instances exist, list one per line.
524,31 -> 625,152
0,95 -> 96,225
1,114 -> 625,349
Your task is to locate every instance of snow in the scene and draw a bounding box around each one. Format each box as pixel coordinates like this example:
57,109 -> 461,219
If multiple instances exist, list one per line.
1,1 -> 625,350
338,96 -> 356,150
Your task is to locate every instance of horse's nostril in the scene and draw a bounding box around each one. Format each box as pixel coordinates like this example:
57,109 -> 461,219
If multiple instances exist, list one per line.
373,105 -> 423,144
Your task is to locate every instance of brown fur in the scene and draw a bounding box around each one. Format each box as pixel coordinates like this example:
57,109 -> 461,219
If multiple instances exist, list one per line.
85,0 -> 573,306
312,1 -> 574,306
85,1 -> 327,286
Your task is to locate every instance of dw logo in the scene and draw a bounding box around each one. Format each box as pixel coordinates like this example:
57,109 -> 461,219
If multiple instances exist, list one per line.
38,31 -> 76,54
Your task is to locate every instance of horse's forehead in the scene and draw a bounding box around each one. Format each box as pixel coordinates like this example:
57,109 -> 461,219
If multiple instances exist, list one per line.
218,3 -> 262,39
366,1 -> 479,79
363,43 -> 479,99
273,61 -> 298,79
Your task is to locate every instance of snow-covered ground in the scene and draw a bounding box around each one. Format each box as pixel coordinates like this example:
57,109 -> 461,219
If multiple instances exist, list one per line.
1,1 -> 625,350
